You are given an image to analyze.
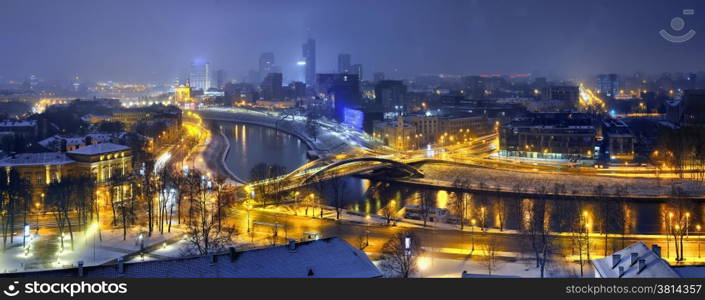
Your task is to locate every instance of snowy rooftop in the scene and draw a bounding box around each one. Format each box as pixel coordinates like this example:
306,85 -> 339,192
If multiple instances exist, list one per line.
0,120 -> 37,127
673,266 -> 705,278
67,143 -> 129,156
592,242 -> 680,278
0,152 -> 74,167
2,237 -> 382,278
38,135 -> 85,150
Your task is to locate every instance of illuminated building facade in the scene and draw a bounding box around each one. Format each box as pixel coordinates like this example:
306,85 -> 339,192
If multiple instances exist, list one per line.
372,118 -> 417,151
0,143 -> 132,204
175,83 -> 191,103
405,114 -> 491,146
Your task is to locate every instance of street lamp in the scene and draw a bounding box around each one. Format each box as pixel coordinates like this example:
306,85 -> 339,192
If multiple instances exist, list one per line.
245,199 -> 252,233
697,224 -> 702,259
667,212 -> 674,259
404,235 -> 412,256
686,212 -> 691,239
470,218 -> 476,252
35,199 -> 42,234
365,214 -> 371,247
480,207 -> 486,232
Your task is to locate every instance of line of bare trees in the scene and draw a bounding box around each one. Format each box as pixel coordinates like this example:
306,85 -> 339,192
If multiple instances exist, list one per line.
0,169 -> 33,251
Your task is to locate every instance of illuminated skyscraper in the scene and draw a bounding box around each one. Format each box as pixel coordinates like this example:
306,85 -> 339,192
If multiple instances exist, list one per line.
302,38 -> 316,86
189,59 -> 210,91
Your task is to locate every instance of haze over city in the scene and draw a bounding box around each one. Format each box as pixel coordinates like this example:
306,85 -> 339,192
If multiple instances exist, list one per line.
2,0 -> 705,83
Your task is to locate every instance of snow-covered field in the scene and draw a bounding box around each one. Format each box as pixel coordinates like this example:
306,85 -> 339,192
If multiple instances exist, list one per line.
1,227 -> 182,274
418,163 -> 705,197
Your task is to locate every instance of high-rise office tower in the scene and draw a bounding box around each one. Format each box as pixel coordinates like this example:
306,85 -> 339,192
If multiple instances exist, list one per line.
215,69 -> 226,89
189,59 -> 210,91
316,73 -> 361,122
338,54 -> 351,74
302,38 -> 316,86
261,72 -> 283,101
375,80 -> 407,110
259,52 -> 274,82
350,64 -> 363,81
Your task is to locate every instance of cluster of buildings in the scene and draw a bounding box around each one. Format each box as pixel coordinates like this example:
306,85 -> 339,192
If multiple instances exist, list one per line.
140,39 -> 705,168
0,143 -> 132,205
0,97 -> 185,208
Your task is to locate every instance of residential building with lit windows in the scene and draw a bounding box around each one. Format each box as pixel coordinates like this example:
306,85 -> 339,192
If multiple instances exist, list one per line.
499,112 -> 596,162
372,118 -> 417,151
405,114 -> 491,147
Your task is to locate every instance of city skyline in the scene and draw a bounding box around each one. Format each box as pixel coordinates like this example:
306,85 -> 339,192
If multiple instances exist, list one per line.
1,0 -> 705,83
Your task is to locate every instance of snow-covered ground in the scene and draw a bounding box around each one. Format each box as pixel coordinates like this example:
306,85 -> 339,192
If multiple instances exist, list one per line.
418,163 -> 705,197
394,255 -> 595,278
1,226 -> 183,274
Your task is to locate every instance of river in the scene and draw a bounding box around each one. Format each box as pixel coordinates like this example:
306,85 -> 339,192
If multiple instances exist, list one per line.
221,121 -> 703,235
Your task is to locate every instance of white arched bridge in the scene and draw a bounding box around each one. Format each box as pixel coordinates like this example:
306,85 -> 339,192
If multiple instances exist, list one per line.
246,156 -> 425,192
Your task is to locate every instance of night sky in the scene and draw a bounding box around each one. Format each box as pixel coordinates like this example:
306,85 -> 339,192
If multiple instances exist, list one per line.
1,0 -> 704,83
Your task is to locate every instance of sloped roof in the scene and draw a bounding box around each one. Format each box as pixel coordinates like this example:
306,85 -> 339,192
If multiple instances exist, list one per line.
3,237 -> 382,278
0,152 -> 74,167
67,143 -> 129,156
592,241 -> 680,278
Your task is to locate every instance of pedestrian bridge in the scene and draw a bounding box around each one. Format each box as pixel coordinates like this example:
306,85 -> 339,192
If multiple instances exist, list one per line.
300,157 -> 424,184
246,156 -> 424,191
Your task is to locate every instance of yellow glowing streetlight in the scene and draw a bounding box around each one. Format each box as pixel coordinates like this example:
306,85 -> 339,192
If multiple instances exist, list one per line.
470,218 -> 477,252
697,224 -> 702,258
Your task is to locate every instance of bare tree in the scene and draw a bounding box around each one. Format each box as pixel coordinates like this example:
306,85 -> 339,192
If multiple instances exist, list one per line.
46,178 -> 76,250
665,184 -> 694,262
418,189 -> 434,227
1,169 -> 31,250
521,187 -> 555,278
450,192 -> 469,230
380,199 -> 397,226
379,232 -> 422,278
481,236 -> 501,275
182,169 -> 237,256
249,163 -> 287,206
329,176 -> 347,220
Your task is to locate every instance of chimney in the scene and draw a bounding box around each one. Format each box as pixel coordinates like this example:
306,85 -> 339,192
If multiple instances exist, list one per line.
288,239 -> 296,251
77,261 -> 84,277
117,257 -> 125,274
638,259 -> 647,274
618,266 -> 625,278
612,254 -> 621,269
652,244 -> 661,258
630,253 -> 638,266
